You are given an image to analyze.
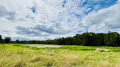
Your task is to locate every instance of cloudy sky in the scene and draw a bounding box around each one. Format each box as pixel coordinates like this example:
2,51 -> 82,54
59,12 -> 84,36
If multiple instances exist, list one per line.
0,0 -> 120,40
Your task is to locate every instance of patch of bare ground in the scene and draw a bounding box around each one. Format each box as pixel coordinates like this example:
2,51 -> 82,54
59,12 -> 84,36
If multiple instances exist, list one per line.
24,45 -> 61,48
95,48 -> 111,52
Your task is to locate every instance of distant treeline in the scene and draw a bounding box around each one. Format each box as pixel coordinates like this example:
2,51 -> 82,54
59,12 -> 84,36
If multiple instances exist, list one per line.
0,35 -> 11,43
1,31 -> 120,46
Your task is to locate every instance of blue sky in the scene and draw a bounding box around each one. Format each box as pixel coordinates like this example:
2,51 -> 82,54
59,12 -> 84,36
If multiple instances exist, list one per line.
0,0 -> 120,40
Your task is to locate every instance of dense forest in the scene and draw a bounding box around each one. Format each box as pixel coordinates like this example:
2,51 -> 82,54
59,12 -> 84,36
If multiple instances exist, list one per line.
1,31 -> 120,46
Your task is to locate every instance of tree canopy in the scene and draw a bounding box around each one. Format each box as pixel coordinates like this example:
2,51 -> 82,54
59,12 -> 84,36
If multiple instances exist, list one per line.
1,32 -> 120,46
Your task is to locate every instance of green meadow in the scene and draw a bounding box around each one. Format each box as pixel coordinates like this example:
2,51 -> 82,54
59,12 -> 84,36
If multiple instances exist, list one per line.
0,44 -> 120,67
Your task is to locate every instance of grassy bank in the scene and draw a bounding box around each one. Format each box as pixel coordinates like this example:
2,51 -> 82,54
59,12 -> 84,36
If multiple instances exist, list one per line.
0,44 -> 120,67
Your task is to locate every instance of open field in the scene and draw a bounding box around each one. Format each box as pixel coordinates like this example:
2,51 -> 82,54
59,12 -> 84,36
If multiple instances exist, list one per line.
1,44 -> 120,67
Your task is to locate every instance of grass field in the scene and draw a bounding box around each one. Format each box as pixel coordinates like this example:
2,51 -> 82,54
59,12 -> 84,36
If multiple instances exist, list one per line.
0,44 -> 120,67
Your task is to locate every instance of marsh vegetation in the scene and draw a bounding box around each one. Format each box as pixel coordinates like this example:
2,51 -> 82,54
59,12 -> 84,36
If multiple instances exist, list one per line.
1,44 -> 120,67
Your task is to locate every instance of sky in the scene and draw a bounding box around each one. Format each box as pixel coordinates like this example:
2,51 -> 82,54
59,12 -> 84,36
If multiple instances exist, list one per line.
0,0 -> 120,40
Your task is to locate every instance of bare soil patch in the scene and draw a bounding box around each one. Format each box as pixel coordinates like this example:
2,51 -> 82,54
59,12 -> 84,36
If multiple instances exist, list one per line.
24,44 -> 61,48
95,48 -> 111,52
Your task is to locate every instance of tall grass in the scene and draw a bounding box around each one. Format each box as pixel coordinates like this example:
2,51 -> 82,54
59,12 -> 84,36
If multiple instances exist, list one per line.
0,44 -> 120,67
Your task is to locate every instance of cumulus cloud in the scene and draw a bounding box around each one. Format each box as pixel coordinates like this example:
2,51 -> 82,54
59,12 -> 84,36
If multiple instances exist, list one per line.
0,6 -> 15,20
82,2 -> 120,32
0,0 -> 119,40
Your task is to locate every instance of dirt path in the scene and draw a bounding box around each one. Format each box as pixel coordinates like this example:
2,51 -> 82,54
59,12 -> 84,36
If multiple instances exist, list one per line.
24,44 -> 61,48
95,48 -> 111,51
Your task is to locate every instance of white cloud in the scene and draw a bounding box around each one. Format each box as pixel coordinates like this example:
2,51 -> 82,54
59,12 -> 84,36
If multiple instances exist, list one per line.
82,2 -> 120,33
0,0 -> 88,40
0,0 -> 119,40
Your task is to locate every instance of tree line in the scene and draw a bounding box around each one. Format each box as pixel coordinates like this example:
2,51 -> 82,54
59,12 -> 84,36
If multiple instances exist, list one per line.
1,31 -> 120,46
0,35 -> 11,43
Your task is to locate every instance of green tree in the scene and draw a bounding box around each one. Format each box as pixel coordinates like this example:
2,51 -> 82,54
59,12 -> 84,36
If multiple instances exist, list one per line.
104,32 -> 119,46
95,33 -> 105,46
15,39 -> 20,43
0,35 -> 2,43
81,32 -> 92,46
73,34 -> 82,45
4,37 -> 11,43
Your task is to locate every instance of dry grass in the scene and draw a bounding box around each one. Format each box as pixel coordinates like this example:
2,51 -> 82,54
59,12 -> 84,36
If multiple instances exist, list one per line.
0,44 -> 120,67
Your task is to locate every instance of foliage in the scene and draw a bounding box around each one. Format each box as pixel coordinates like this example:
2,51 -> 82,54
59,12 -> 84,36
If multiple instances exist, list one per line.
15,39 -> 20,43
0,35 -> 2,43
4,37 -> 11,43
1,31 -> 120,46
32,31 -> 120,46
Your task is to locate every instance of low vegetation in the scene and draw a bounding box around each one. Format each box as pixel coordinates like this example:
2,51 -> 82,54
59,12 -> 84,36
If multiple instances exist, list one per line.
1,44 -> 120,67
